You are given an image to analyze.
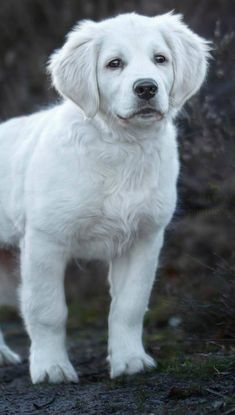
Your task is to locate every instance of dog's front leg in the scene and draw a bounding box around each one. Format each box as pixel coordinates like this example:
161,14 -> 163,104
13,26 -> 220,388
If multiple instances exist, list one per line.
108,231 -> 164,378
20,229 -> 78,384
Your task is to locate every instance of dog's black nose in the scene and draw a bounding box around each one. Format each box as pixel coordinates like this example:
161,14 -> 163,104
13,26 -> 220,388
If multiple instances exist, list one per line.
133,79 -> 158,100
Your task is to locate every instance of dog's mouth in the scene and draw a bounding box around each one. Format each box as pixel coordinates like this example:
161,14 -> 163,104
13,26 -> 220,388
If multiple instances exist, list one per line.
117,107 -> 164,121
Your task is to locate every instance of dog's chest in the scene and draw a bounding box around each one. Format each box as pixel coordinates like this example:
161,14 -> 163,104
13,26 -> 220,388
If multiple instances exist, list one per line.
70,143 -> 173,260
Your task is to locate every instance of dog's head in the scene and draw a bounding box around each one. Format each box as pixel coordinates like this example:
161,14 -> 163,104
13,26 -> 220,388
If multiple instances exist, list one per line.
48,12 -> 211,125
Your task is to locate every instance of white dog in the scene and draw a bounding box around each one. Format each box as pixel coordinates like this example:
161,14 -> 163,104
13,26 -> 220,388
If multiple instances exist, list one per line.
0,12 -> 210,383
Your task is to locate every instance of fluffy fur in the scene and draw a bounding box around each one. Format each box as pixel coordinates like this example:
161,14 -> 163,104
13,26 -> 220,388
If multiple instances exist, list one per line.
0,12 -> 210,383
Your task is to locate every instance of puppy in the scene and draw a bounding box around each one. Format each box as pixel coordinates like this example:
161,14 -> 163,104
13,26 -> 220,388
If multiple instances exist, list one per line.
0,12 -> 210,383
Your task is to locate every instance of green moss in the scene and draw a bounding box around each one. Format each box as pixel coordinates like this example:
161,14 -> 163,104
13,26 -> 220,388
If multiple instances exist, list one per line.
158,354 -> 235,378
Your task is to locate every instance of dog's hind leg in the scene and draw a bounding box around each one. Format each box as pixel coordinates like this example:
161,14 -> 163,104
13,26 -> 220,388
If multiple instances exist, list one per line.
0,329 -> 21,365
0,254 -> 21,365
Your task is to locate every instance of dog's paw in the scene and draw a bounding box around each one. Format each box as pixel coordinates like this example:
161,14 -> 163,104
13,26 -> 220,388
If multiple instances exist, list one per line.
0,345 -> 21,366
109,351 -> 156,378
30,359 -> 78,384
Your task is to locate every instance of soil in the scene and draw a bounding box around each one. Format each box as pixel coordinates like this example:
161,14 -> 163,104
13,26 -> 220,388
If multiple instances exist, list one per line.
1,320 -> 235,415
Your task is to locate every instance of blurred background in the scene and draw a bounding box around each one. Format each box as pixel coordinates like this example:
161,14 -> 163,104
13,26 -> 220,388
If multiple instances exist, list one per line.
0,0 -> 234,344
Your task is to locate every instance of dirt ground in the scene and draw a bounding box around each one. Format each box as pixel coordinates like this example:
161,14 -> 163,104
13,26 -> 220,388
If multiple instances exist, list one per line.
1,315 -> 235,415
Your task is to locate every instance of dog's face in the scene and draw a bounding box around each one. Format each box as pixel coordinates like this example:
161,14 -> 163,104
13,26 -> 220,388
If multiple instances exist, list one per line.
49,13 -> 210,126
97,17 -> 174,125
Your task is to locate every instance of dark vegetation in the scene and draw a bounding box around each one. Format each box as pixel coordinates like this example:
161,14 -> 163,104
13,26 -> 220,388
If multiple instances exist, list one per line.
0,0 -> 234,413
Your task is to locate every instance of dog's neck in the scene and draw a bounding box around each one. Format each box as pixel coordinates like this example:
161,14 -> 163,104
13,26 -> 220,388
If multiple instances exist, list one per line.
93,110 -> 170,145
62,100 -> 172,148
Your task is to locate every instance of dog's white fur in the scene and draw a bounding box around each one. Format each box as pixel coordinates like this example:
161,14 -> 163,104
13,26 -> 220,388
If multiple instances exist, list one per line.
0,12 -> 210,383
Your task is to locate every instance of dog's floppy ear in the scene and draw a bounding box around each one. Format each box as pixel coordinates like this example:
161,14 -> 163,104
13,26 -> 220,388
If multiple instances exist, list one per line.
48,20 -> 99,118
157,13 -> 211,111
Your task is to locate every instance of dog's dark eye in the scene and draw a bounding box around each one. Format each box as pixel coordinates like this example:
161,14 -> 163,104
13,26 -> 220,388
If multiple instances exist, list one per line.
154,55 -> 166,64
107,58 -> 123,69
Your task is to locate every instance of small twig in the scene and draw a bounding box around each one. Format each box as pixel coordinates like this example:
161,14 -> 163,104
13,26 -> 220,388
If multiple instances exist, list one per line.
206,387 -> 227,399
184,253 -> 218,273
205,388 -> 235,408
